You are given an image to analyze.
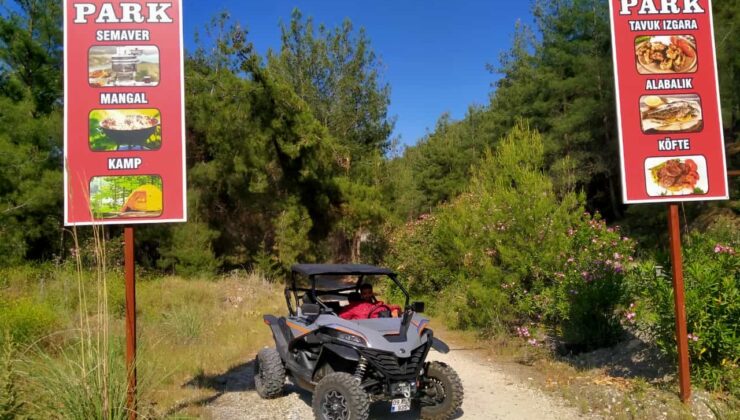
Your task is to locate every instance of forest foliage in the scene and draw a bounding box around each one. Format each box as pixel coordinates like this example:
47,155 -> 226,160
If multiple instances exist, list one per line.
0,0 -> 738,394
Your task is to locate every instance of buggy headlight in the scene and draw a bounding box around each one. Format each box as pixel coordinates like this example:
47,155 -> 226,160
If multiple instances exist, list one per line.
337,332 -> 365,345
328,329 -> 367,346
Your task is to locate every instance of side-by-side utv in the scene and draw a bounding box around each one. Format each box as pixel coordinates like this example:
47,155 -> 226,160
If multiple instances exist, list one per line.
256,264 -> 463,420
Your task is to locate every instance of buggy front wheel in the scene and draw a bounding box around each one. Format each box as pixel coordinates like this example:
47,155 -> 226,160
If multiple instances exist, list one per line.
419,361 -> 464,420
312,372 -> 369,420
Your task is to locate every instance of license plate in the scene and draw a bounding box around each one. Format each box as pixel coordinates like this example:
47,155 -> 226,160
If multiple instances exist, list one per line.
391,398 -> 411,413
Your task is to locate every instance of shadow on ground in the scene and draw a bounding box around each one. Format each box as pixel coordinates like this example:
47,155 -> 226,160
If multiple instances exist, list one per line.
175,359 -> 463,419
186,360 -> 258,392
164,361 -> 260,415
561,331 -> 674,383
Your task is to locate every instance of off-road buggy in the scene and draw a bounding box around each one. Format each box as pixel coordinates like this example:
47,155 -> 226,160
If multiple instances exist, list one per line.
256,264 -> 463,420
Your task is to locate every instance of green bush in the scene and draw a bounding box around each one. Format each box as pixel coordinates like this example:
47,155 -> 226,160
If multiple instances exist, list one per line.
627,216 -> 739,395
552,216 -> 635,351
387,122 -> 636,349
158,222 -> 220,278
0,298 -> 59,346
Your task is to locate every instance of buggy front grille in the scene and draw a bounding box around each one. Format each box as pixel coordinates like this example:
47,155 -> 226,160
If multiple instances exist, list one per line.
360,344 -> 428,380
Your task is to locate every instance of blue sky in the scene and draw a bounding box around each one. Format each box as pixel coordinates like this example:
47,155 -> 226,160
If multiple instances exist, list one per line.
182,1 -> 534,147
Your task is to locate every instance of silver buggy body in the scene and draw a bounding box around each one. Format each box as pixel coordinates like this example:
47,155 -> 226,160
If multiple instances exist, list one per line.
257,264 -> 462,420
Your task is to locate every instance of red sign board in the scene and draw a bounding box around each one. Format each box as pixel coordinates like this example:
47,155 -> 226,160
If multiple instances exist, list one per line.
609,0 -> 728,204
64,1 -> 186,225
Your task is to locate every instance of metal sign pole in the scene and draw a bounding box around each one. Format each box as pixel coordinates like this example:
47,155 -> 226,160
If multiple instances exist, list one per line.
124,227 -> 137,419
667,204 -> 691,403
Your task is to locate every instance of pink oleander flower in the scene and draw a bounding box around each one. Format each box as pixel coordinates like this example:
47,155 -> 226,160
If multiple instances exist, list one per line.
516,326 -> 531,338
527,339 -> 538,346
687,333 -> 699,342
714,244 -> 736,255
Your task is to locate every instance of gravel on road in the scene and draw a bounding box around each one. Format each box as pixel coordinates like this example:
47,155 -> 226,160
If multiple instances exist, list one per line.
205,345 -> 590,420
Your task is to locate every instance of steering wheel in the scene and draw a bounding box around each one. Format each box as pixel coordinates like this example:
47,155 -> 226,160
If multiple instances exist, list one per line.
368,303 -> 392,318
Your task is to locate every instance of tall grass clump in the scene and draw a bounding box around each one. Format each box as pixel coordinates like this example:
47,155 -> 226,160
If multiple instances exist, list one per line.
28,340 -> 132,419
20,225 -> 149,419
387,122 -> 636,350
0,334 -> 25,419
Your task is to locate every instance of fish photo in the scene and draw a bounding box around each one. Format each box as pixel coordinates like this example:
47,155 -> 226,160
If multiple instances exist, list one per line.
644,156 -> 708,197
635,35 -> 697,74
640,94 -> 703,134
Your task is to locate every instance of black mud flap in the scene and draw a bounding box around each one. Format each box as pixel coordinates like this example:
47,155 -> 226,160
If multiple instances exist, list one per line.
263,315 -> 289,360
311,343 -> 360,382
323,343 -> 360,362
431,337 -> 450,354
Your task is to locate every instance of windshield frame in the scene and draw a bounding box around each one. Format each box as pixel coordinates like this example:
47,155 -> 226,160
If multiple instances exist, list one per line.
285,271 -> 410,315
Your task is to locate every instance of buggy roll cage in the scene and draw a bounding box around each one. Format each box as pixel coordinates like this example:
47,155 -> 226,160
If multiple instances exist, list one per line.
285,264 -> 411,316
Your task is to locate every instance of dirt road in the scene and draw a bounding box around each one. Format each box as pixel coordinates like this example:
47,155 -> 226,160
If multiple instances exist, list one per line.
205,346 -> 588,420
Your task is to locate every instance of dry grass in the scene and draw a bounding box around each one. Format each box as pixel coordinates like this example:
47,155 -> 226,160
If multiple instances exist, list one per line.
132,271 -> 284,417
0,265 -> 286,419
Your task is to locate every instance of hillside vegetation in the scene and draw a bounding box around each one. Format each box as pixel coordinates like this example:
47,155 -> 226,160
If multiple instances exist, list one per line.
0,0 -> 738,415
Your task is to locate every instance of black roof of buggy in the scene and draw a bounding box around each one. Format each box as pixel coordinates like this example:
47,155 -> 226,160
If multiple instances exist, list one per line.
290,263 -> 395,276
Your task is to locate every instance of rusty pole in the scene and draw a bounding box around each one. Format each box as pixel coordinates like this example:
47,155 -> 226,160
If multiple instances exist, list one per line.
124,227 -> 137,419
667,204 -> 691,403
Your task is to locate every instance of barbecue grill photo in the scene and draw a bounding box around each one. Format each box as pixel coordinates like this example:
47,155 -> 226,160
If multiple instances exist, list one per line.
89,109 -> 162,151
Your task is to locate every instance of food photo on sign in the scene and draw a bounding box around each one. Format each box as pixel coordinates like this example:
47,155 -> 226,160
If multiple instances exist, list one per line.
88,45 -> 160,87
643,155 -> 707,197
640,94 -> 703,134
634,34 -> 697,74
89,109 -> 162,151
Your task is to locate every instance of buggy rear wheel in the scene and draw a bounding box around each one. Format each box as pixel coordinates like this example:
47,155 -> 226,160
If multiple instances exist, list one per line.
312,372 -> 369,420
420,361 -> 463,420
254,347 -> 285,399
